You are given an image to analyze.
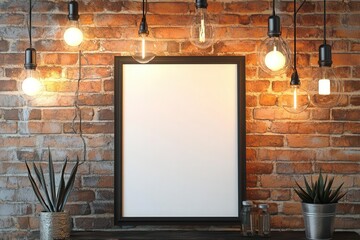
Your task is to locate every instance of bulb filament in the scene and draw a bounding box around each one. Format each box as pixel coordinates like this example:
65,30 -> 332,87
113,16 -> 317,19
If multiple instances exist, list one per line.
199,18 -> 206,43
142,37 -> 146,59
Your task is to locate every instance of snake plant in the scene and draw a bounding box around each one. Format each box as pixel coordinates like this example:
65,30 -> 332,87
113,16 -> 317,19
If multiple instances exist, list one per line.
25,149 -> 79,212
295,172 -> 346,204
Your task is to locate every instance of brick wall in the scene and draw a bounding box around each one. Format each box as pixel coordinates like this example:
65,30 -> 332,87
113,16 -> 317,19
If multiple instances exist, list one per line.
0,0 -> 359,235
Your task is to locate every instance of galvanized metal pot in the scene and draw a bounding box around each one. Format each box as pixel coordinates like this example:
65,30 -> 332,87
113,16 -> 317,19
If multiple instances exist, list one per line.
302,203 -> 337,240
40,212 -> 70,240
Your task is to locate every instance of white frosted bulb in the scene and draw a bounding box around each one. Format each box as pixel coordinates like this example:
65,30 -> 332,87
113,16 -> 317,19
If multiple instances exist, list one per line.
22,77 -> 42,96
319,79 -> 331,95
64,27 -> 83,47
265,46 -> 286,71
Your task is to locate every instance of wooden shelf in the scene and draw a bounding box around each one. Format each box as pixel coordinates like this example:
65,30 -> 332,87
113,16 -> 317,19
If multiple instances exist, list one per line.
64,230 -> 359,240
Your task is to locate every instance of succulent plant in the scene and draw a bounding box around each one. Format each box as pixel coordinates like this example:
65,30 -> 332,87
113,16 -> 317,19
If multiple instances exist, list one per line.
294,172 -> 346,204
25,149 -> 79,212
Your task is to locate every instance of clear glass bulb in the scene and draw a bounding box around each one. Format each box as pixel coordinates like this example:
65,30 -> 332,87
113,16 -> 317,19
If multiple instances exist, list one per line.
131,34 -> 156,64
22,69 -> 42,96
279,85 -> 310,114
309,66 -> 343,108
190,8 -> 214,49
64,20 -> 83,47
258,36 -> 291,75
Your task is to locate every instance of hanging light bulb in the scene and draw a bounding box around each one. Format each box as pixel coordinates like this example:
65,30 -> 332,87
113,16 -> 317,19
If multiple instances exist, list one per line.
309,0 -> 342,108
22,0 -> 42,97
23,49 -> 42,96
279,71 -> 310,113
64,0 -> 83,47
278,0 -> 309,113
131,0 -> 155,64
190,0 -> 214,49
258,0 -> 291,74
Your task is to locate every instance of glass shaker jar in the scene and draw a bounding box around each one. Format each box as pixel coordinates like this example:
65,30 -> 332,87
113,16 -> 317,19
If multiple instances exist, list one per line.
258,203 -> 271,237
240,200 -> 254,236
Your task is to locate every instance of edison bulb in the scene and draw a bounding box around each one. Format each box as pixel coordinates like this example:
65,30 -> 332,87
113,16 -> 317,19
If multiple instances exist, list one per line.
190,8 -> 214,49
309,66 -> 342,108
264,46 -> 286,71
258,37 -> 291,75
64,21 -> 83,47
131,34 -> 156,64
22,70 -> 42,96
279,85 -> 310,114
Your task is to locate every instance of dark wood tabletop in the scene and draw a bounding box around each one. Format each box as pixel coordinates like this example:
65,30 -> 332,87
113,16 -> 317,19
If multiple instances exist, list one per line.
66,230 -> 359,240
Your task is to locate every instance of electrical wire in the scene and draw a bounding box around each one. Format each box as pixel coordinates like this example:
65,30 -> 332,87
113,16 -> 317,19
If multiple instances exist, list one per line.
323,0 -> 326,44
272,0 -> 275,16
71,50 -> 87,165
27,0 -> 36,48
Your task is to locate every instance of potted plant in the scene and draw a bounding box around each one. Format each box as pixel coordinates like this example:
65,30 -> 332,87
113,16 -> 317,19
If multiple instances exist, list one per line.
25,149 -> 79,240
294,172 -> 346,240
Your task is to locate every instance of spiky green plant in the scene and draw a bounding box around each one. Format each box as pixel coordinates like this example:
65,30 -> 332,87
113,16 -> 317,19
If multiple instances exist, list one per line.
294,172 -> 346,204
25,149 -> 79,212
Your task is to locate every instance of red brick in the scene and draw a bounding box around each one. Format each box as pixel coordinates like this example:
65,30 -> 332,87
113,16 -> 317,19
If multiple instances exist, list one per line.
247,188 -> 270,200
259,94 -> 277,106
147,15 -> 191,26
246,174 -> 258,188
152,27 -> 188,39
247,135 -> 284,147
95,14 -> 137,27
333,54 -> 360,66
271,189 -> 291,201
98,109 -> 114,120
276,162 -> 313,174
332,136 -> 360,147
64,122 -> 114,134
148,2 -> 189,14
246,121 -> 268,133
333,109 -> 360,121
247,162 -> 273,174
0,122 -> 17,134
26,122 -> 62,134
78,94 -> 113,106
282,202 -> 302,215
261,175 -> 301,188
317,149 -> 360,161
335,217 -> 360,229
247,81 -> 270,92
258,149 -> 316,161
42,53 -> 78,65
315,163 -> 360,174
271,215 -> 304,229
344,81 -> 360,92
214,41 -> 256,53
246,95 -> 257,107
82,176 -> 113,188
287,135 -> 330,148
225,2 -> 269,13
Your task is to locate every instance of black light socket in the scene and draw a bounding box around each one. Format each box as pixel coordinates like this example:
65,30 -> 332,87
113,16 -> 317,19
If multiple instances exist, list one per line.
268,15 -> 281,37
138,17 -> 149,35
24,48 -> 37,70
318,44 -> 332,67
68,0 -> 80,21
196,0 -> 208,9
290,70 -> 300,86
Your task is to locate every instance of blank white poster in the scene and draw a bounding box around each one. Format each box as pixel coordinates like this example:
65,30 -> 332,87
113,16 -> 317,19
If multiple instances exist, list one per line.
122,64 -> 238,217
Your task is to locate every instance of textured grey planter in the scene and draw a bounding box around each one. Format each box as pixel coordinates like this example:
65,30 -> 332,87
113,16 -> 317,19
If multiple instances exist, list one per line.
302,203 -> 337,240
40,212 -> 70,240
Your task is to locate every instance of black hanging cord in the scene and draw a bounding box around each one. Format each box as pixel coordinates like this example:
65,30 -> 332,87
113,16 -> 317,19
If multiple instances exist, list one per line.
28,0 -> 35,48
272,0 -> 275,16
323,0 -> 326,44
71,50 -> 87,165
293,0 -> 307,71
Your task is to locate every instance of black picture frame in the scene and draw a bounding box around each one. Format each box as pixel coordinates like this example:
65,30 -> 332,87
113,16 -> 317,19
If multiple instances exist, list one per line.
114,56 -> 246,225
